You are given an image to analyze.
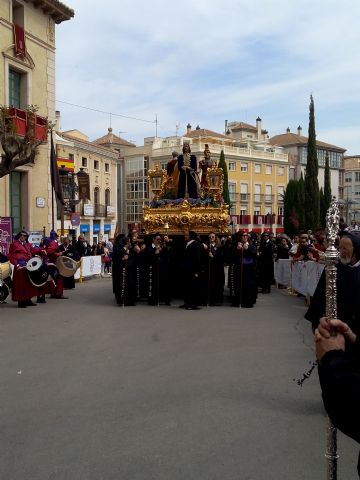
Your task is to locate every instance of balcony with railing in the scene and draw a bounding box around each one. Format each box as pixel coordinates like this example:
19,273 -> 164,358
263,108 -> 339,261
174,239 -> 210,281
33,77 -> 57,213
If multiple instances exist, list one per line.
253,194 -> 263,203
151,142 -> 288,163
95,204 -> 106,217
264,194 -> 274,204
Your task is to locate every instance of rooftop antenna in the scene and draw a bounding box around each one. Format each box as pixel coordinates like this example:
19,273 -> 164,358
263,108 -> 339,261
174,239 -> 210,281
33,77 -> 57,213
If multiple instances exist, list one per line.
175,123 -> 180,137
155,114 -> 158,137
109,112 -> 112,128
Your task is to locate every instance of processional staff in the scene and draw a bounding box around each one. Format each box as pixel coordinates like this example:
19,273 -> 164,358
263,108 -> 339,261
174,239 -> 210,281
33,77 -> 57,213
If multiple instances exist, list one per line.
324,199 -> 340,479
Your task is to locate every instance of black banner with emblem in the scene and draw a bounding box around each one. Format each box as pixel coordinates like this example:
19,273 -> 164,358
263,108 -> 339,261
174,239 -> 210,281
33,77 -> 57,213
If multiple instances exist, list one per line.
77,171 -> 90,200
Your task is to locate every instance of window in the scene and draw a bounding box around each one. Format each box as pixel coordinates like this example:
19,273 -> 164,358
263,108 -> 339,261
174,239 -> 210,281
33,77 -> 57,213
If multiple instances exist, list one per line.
228,162 -> 236,171
356,172 -> 360,182
277,186 -> 285,202
240,183 -> 248,201
240,163 -> 248,172
254,184 -> 261,203
266,165 -> 272,174
105,189 -> 111,207
265,185 -> 272,203
278,207 -> 284,216
228,183 -> 236,202
254,164 -> 261,173
105,163 -> 110,173
229,205 -> 236,215
254,210 -> 260,216
69,153 -> 74,161
81,157 -> 87,167
9,69 -> 22,108
345,173 -> 352,183
160,162 -> 167,171
94,187 -> 100,205
278,166 -> 284,176
240,209 -> 247,216
94,160 -> 99,170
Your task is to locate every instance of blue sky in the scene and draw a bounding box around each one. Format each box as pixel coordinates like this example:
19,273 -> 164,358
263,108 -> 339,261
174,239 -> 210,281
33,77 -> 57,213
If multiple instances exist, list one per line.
56,0 -> 360,154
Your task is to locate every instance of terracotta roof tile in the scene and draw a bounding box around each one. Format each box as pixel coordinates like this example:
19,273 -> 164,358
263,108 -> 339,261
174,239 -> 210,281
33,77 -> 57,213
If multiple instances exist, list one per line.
93,129 -> 136,148
60,132 -> 119,157
269,133 -> 346,152
230,122 -> 258,132
184,128 -> 230,140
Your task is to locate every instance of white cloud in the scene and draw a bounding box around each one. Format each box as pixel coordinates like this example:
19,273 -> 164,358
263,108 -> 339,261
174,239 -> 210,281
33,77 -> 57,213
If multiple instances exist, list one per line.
55,0 -> 360,153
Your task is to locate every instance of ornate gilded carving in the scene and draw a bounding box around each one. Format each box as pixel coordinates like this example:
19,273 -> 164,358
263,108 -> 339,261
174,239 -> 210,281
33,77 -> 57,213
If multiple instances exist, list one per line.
143,200 -> 230,235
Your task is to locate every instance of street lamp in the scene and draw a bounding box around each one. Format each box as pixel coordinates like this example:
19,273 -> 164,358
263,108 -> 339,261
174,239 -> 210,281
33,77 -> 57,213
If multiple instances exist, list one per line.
59,165 -> 79,236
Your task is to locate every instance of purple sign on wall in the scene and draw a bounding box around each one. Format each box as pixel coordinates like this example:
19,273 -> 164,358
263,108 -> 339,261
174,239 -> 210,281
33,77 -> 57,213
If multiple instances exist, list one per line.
0,217 -> 12,256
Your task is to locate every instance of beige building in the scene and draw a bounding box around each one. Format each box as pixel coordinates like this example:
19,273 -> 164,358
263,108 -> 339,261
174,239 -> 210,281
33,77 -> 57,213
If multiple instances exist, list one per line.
55,124 -> 120,243
119,120 -> 289,234
0,0 -> 73,236
340,155 -> 360,224
269,127 -> 345,199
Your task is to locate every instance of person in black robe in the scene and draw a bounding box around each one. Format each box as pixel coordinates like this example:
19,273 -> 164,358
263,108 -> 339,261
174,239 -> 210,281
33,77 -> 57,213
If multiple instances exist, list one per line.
146,234 -> 173,305
229,231 -> 257,308
180,231 -> 201,310
112,235 -> 137,306
305,232 -> 360,337
75,235 -> 89,258
257,232 -> 275,293
315,316 -> 360,477
201,233 -> 225,306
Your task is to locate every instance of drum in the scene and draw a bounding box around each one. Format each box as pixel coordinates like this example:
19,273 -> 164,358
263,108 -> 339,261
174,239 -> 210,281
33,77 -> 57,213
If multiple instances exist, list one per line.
0,278 -> 10,303
56,255 -> 79,277
26,256 -> 49,287
0,261 -> 11,280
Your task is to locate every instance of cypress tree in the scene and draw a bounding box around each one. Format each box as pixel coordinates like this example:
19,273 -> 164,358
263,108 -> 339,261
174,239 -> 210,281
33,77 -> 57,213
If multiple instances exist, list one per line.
284,180 -> 300,237
324,151 -> 332,212
297,172 -> 305,231
304,95 -> 320,230
218,149 -> 231,207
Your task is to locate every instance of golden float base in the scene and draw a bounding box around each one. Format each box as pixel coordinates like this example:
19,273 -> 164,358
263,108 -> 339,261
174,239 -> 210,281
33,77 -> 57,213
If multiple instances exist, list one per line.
143,199 -> 230,235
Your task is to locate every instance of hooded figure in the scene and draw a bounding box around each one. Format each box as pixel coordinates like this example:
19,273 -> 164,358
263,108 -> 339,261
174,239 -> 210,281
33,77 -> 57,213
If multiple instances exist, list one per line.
312,232 -> 360,477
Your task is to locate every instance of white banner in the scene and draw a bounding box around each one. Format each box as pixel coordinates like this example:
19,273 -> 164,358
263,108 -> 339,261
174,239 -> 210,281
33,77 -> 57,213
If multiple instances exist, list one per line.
83,204 -> 94,216
274,259 -> 291,286
274,259 -> 324,297
75,255 -> 102,279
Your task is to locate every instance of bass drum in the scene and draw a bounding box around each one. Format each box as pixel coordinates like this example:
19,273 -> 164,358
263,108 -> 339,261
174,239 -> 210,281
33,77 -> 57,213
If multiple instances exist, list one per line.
0,261 -> 11,280
26,256 -> 49,287
0,278 -> 10,303
56,255 -> 80,278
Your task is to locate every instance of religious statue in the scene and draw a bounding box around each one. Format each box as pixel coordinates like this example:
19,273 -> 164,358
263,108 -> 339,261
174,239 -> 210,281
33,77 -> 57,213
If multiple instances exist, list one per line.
199,144 -> 214,194
176,142 -> 199,199
163,151 -> 179,198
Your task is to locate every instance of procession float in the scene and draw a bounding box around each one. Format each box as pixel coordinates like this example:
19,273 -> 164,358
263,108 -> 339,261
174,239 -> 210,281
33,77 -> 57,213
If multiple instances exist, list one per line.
143,143 -> 230,235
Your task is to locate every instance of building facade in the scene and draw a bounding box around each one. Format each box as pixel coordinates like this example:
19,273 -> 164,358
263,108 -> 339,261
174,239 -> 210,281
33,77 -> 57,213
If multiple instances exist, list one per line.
119,120 -> 289,234
269,127 -> 345,199
0,0 -> 73,237
56,126 -> 119,242
340,155 -> 360,224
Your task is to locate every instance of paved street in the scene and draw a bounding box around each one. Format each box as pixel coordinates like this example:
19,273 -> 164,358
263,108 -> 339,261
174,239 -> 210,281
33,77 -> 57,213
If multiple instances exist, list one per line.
0,278 -> 357,480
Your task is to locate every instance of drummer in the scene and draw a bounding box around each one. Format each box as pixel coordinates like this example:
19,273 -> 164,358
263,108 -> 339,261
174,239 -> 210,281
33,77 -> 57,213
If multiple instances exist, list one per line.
8,230 -> 39,308
45,230 -> 67,300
